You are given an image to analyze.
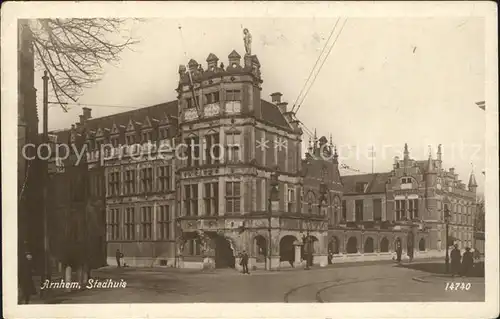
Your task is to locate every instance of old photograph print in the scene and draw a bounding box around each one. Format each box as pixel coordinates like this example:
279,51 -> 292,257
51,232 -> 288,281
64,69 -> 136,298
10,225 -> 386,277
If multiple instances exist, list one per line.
3,1 -> 499,319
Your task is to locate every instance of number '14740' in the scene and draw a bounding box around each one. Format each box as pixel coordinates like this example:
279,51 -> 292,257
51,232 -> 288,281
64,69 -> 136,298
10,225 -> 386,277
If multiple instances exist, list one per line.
445,282 -> 471,291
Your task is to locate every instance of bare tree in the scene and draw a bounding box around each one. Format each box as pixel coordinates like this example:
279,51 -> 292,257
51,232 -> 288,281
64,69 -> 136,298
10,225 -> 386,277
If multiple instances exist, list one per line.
27,18 -> 140,111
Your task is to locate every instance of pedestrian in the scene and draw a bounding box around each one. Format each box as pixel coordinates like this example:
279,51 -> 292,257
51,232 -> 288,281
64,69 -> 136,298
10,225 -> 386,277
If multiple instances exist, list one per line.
288,254 -> 294,268
461,247 -> 474,277
473,247 -> 481,260
240,250 -> 250,274
328,250 -> 333,265
450,244 -> 462,277
115,249 -> 123,268
19,251 -> 36,304
396,241 -> 402,263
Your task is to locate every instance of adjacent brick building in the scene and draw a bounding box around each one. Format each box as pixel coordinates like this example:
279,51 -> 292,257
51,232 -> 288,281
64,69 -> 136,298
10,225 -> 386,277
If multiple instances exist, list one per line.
337,144 -> 478,262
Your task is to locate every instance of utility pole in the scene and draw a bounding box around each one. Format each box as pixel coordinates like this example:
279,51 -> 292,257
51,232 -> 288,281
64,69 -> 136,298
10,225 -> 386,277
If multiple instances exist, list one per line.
42,71 -> 51,293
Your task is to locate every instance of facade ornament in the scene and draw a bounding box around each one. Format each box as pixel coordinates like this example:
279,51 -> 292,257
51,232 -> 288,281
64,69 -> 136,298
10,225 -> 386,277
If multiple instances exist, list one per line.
243,28 -> 252,55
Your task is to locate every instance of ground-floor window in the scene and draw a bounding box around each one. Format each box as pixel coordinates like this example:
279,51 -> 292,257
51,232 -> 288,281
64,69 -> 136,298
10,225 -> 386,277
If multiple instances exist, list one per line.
346,237 -> 358,253
364,237 -> 374,253
380,237 -> 389,252
419,238 -> 426,251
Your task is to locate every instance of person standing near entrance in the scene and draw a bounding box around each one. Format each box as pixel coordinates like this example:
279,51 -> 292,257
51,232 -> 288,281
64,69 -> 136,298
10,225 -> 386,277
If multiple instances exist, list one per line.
450,244 -> 462,277
461,247 -> 474,277
240,250 -> 250,274
395,241 -> 402,263
19,251 -> 36,304
115,249 -> 123,268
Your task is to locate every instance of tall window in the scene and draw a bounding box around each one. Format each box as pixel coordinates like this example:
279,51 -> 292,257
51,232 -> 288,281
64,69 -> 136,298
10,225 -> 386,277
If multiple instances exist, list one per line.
395,200 -> 406,221
124,169 -> 135,195
188,239 -> 201,256
157,205 -> 170,240
184,184 -> 198,216
226,182 -> 241,214
342,200 -> 347,221
287,187 -> 296,213
95,139 -> 104,151
355,200 -> 364,221
108,172 -> 120,196
226,133 -> 241,163
185,137 -> 200,167
141,167 -> 153,193
124,207 -> 135,240
333,196 -> 341,224
204,133 -> 220,164
373,198 -> 382,221
409,198 -> 419,219
226,90 -> 241,113
204,182 -> 219,216
141,206 -> 153,240
186,96 -> 200,109
108,208 -> 120,240
157,165 -> 171,192
205,91 -> 220,104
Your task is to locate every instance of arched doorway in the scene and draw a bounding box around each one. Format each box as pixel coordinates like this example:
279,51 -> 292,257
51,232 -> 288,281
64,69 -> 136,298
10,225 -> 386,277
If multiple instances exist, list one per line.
419,238 -> 425,251
253,235 -> 267,262
364,237 -> 374,253
279,235 -> 296,263
328,236 -> 340,254
214,235 -> 235,268
380,237 -> 389,252
346,237 -> 358,253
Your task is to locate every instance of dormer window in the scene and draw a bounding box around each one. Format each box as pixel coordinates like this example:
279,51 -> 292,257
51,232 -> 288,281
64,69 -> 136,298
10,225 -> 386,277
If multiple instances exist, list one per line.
355,182 -> 367,193
110,136 -> 119,148
159,127 -> 169,140
141,131 -> 152,143
401,177 -> 412,184
126,134 -> 135,145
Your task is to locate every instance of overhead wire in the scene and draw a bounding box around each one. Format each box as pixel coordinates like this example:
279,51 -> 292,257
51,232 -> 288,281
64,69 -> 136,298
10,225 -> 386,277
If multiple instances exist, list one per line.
291,18 -> 340,113
295,18 -> 348,114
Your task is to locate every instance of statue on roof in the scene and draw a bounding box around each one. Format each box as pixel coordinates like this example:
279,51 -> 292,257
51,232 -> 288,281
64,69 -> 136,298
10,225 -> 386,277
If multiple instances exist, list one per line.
243,28 -> 252,55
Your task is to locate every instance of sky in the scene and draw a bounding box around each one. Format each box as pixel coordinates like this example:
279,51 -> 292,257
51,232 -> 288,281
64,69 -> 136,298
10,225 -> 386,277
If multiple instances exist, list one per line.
34,16 -> 486,193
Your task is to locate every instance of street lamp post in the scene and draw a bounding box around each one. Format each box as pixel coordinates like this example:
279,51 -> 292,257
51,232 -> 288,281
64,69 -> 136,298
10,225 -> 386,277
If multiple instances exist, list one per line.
268,168 -> 279,271
444,205 -> 451,273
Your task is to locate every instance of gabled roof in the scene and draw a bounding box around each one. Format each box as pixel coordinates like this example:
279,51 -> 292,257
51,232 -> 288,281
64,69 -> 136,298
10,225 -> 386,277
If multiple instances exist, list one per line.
228,50 -> 241,59
342,173 -> 391,194
206,53 -> 219,62
260,100 -> 291,130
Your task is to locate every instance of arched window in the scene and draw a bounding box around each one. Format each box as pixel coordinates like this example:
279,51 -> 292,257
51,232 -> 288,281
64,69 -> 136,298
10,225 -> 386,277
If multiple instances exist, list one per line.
364,237 -> 374,253
380,237 -> 389,252
333,196 -> 341,225
346,237 -> 358,254
328,237 -> 340,254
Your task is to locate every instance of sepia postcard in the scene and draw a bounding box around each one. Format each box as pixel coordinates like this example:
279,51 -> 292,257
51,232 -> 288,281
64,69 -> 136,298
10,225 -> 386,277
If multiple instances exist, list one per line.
1,1 -> 499,318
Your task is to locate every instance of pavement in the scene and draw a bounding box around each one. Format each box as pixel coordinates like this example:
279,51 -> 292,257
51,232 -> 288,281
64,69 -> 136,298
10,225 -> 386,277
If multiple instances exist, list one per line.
29,259 -> 484,304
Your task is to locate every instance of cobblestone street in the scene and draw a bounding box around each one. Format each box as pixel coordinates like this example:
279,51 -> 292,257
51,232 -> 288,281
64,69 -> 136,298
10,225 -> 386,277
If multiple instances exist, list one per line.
35,261 -> 484,304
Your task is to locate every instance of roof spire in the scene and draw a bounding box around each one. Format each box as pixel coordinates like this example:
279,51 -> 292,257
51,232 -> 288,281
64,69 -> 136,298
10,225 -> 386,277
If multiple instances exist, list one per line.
468,164 -> 478,189
333,144 -> 338,164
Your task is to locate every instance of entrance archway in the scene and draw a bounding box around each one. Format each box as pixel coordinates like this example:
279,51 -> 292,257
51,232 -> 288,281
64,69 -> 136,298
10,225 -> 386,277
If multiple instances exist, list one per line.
253,235 -> 267,262
380,237 -> 389,252
279,235 -> 297,262
364,237 -> 374,253
346,236 -> 358,253
419,238 -> 426,251
214,235 -> 235,268
328,236 -> 340,254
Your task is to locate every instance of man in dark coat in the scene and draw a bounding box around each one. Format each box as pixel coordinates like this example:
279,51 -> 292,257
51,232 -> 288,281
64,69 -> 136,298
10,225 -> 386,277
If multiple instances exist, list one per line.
240,250 -> 250,274
115,249 -> 123,268
461,247 -> 474,277
396,241 -> 402,263
450,244 -> 462,277
19,252 -> 36,304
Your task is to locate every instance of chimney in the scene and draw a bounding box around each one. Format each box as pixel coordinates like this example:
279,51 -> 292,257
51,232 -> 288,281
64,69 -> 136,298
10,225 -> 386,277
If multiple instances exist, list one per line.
82,107 -> 92,120
449,167 -> 455,174
79,115 -> 85,125
270,92 -> 282,104
277,102 -> 288,113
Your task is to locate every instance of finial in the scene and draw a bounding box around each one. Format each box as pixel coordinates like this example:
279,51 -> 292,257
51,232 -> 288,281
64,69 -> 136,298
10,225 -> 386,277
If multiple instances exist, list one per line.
428,145 -> 432,159
314,129 -> 317,141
